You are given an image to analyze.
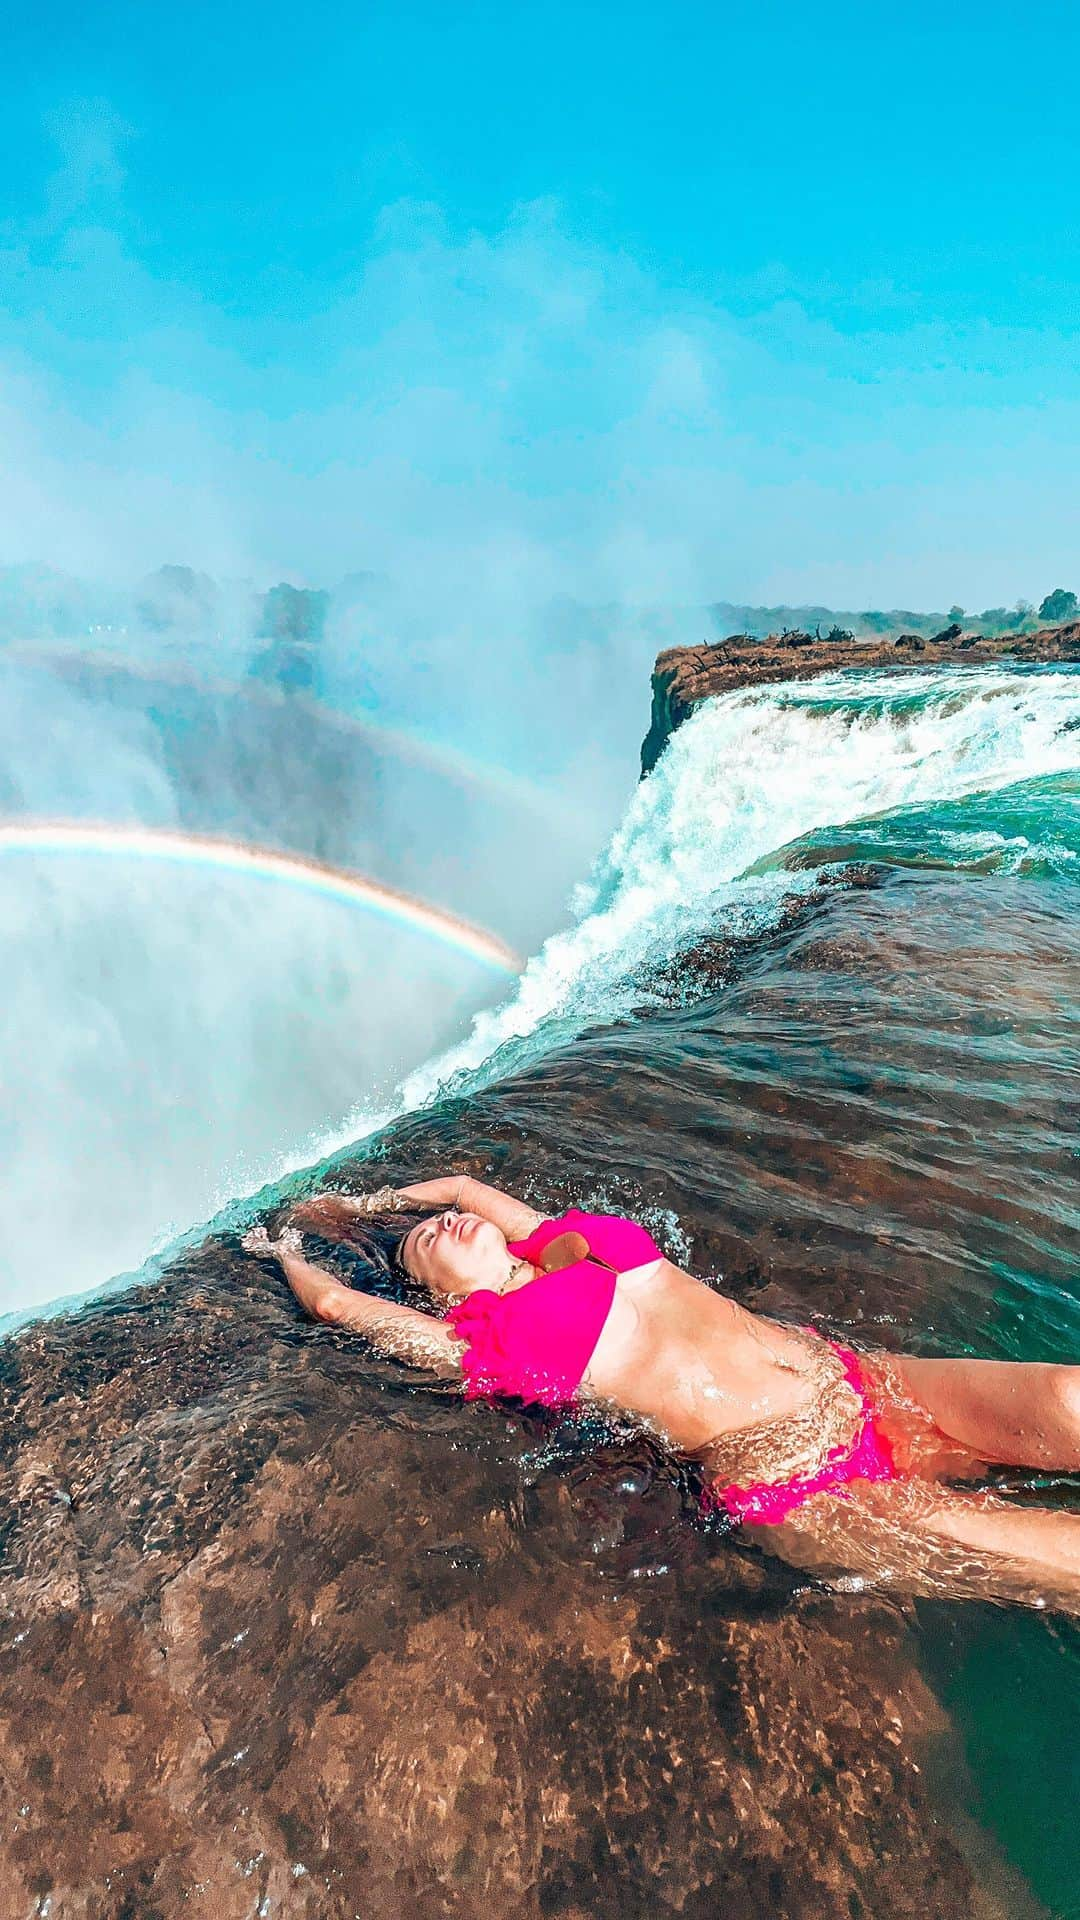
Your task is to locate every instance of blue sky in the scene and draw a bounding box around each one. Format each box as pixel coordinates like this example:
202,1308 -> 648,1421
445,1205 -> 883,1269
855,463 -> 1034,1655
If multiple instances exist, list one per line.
3,0 -> 1079,606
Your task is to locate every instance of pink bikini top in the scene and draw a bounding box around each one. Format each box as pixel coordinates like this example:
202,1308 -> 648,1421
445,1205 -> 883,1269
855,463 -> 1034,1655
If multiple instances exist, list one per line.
445,1208 -> 663,1408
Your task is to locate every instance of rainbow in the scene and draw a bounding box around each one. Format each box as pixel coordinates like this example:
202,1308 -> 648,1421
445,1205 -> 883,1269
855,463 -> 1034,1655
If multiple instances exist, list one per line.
0,820 -> 522,975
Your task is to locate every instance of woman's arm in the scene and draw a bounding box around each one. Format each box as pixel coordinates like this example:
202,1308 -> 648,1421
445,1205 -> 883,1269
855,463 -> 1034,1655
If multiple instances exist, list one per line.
244,1229 -> 463,1378
398,1175 -> 544,1243
287,1175 -> 545,1244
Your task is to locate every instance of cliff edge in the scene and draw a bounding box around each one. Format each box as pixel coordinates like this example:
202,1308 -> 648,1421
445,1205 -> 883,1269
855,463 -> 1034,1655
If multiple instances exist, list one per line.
641,619 -> 1080,774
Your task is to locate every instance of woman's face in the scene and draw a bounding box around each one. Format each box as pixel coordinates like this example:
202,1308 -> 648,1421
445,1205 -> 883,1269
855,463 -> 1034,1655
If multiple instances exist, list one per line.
400,1209 -> 512,1298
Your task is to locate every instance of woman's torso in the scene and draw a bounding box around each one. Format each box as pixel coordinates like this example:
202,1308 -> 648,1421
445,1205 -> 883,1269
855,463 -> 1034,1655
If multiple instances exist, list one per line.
582,1256 -> 979,1492
580,1257 -> 854,1458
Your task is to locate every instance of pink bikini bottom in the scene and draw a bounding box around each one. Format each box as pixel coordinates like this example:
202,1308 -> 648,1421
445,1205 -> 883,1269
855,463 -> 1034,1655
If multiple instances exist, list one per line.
707,1338 -> 899,1528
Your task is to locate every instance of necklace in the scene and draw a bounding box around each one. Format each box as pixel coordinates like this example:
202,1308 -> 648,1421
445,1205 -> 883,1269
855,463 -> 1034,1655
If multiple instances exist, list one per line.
498,1258 -> 531,1295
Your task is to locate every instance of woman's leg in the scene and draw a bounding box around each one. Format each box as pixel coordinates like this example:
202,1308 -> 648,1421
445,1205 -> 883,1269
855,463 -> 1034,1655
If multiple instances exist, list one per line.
886,1355 -> 1080,1470
765,1480 -> 1080,1612
923,1486 -> 1080,1584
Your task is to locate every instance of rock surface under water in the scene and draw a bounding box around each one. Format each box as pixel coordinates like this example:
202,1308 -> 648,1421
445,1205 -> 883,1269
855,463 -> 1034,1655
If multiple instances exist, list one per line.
4,859 -> 1077,1916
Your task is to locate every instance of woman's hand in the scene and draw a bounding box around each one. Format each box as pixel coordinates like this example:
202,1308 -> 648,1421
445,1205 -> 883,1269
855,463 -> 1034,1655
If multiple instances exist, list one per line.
243,1223 -> 355,1323
241,1224 -> 304,1264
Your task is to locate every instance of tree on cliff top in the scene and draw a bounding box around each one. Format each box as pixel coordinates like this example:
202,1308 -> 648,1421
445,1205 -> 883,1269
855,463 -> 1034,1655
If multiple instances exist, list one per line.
1038,587 -> 1078,622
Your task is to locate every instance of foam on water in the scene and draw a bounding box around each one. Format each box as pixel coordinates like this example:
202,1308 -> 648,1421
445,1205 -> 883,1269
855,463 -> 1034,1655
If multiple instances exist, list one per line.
296,663 -> 1080,1171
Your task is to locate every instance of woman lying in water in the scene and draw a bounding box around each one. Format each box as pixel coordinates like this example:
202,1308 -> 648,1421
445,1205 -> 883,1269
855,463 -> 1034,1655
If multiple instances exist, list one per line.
242,1176 -> 1080,1611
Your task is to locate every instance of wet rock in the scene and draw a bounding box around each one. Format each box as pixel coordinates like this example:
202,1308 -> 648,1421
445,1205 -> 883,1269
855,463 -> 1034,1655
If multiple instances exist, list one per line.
0,1272 -> 977,1918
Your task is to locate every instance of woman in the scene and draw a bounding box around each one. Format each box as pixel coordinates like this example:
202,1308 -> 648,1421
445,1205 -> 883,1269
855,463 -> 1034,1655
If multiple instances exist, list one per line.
243,1173 -> 1080,1609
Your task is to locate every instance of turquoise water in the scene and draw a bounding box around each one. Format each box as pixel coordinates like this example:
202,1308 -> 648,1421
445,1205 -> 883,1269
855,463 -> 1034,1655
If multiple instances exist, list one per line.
758,768 -> 1080,881
920,1604 -> 1080,1919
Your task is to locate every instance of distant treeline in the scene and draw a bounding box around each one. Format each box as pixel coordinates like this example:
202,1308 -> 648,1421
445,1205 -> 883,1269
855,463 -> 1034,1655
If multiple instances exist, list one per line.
708,588 -> 1078,643
2,563 -> 1077,668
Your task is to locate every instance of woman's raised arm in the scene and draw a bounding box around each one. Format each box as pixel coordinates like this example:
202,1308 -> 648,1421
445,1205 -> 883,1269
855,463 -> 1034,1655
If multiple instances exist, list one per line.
243,1228 -> 463,1378
398,1175 -> 545,1243
286,1175 -> 546,1244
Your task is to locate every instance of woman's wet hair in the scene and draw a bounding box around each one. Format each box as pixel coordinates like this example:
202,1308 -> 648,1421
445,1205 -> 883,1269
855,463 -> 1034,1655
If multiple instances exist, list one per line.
318,1206 -> 441,1308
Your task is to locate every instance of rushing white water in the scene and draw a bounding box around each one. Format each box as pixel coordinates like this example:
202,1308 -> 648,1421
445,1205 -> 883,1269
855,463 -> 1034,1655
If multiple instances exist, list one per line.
301,664 -> 1080,1168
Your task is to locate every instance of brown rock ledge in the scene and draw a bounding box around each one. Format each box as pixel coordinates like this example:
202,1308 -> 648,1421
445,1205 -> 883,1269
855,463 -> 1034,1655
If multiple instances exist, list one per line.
640,620 -> 1080,774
